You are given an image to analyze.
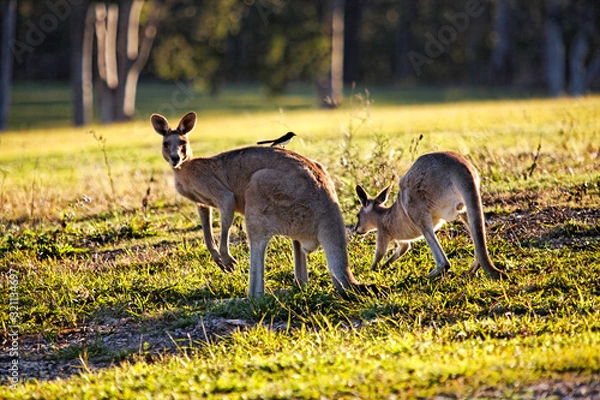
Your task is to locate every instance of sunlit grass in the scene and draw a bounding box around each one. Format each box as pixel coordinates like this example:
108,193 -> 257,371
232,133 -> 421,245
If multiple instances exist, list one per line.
1,86 -> 599,398
7,328 -> 600,399
2,89 -> 598,221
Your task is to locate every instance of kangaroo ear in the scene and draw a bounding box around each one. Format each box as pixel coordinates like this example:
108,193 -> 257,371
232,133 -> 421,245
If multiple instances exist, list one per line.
177,112 -> 197,135
151,114 -> 170,136
355,185 -> 369,206
374,184 -> 392,205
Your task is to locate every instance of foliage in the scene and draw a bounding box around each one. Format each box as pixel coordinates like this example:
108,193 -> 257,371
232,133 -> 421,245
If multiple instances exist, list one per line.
151,0 -> 330,94
253,1 -> 330,94
151,0 -> 246,93
12,0 -> 600,91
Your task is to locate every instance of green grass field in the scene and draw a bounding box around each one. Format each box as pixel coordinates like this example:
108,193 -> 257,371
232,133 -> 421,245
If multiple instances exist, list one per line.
1,83 -> 599,398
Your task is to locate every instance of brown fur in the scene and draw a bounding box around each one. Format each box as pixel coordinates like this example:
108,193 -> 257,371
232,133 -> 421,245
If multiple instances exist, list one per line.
151,112 -> 371,297
355,151 -> 505,280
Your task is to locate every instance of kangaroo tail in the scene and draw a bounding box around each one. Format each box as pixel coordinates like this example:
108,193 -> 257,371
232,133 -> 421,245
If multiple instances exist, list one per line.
318,219 -> 360,293
456,171 -> 505,280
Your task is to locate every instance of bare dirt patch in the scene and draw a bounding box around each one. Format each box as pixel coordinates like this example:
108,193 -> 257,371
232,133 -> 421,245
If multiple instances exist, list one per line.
7,314 -> 273,383
473,376 -> 600,399
487,206 -> 600,249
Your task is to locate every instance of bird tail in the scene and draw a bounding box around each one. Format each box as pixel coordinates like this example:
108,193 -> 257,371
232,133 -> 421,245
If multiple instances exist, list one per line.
256,140 -> 274,145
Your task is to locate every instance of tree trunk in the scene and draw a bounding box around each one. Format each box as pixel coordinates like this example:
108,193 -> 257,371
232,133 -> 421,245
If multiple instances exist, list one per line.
0,0 -> 17,132
93,0 -> 161,123
115,0 -> 136,121
569,32 -> 588,96
121,0 -> 160,119
586,49 -> 600,88
94,2 -> 119,123
71,0 -> 94,126
544,0 -> 565,97
318,0 -> 345,108
490,0 -> 511,84
393,0 -> 417,84
343,0 -> 362,84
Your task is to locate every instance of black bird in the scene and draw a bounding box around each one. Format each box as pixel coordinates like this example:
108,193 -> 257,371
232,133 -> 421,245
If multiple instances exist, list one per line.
257,132 -> 297,148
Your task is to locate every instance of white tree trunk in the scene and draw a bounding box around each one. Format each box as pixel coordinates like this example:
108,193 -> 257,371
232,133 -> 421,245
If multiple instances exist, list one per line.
93,0 -> 161,123
122,0 -> 160,119
330,0 -> 345,106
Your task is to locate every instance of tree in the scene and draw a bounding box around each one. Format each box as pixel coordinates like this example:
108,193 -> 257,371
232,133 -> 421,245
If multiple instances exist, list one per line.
568,1 -> 595,96
544,0 -> 565,96
71,0 -> 162,125
543,0 -> 598,97
343,0 -> 362,84
94,0 -> 162,123
151,0 -> 246,96
586,49 -> 600,89
6,0 -> 598,102
392,0 -> 417,84
0,0 -> 17,131
71,0 -> 93,126
317,0 -> 345,108
490,0 -> 512,85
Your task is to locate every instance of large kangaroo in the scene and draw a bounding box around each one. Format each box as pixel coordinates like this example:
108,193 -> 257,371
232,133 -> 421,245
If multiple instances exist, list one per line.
354,151 -> 504,280
151,111 -> 372,297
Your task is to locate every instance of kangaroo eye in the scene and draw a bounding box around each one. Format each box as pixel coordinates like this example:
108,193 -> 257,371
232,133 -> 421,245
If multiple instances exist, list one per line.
179,140 -> 187,146
162,143 -> 168,148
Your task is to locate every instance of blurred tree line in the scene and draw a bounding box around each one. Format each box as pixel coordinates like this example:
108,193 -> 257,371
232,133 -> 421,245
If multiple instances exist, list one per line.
0,0 -> 599,128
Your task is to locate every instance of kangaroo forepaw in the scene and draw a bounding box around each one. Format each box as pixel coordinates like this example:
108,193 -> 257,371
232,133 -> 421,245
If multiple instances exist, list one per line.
213,258 -> 231,273
210,253 -> 235,273
221,254 -> 238,272
343,283 -> 389,299
467,261 -> 481,275
486,268 -> 508,281
426,265 -> 451,280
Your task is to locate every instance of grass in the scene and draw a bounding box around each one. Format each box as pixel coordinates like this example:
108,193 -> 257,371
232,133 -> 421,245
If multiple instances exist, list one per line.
7,82 -> 546,130
1,83 -> 599,398
10,328 -> 600,398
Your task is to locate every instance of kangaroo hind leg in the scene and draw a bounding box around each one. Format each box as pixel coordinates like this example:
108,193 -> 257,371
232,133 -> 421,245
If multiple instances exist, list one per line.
217,192 -> 238,270
248,235 -> 270,298
292,240 -> 308,287
197,205 -> 230,272
381,242 -> 411,269
419,218 -> 451,279
458,212 -> 481,275
371,231 -> 393,270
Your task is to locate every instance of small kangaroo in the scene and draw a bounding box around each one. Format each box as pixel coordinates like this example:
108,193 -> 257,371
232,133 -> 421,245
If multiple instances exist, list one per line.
151,111 -> 372,297
354,151 -> 504,280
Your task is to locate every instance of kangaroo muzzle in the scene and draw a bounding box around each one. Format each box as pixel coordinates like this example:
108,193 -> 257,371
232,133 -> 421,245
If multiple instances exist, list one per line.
353,223 -> 364,235
171,154 -> 181,168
